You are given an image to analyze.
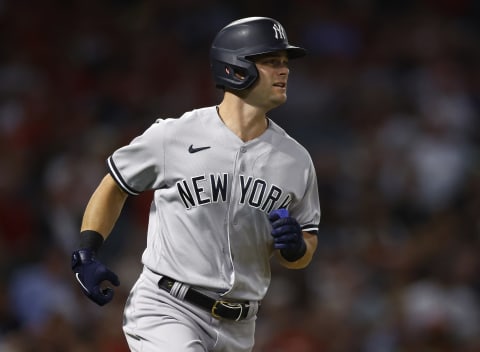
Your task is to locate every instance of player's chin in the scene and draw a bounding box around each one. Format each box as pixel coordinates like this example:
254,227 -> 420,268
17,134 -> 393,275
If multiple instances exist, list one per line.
272,94 -> 287,106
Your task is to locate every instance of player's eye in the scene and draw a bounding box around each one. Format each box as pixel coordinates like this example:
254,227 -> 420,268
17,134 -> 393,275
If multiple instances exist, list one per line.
260,58 -> 288,68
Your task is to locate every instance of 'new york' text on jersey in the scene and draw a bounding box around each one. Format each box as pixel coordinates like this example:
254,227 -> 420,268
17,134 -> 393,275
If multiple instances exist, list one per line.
176,173 -> 293,213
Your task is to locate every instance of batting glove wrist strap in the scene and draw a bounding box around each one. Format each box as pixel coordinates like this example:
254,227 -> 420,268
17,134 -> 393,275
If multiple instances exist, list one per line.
79,230 -> 104,253
268,209 -> 307,262
71,248 -> 120,306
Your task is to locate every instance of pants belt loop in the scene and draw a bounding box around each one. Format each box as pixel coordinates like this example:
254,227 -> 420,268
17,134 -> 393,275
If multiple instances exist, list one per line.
245,301 -> 259,319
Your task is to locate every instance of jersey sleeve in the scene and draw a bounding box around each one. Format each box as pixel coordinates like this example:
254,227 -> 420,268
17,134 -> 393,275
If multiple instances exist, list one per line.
107,119 -> 166,195
292,155 -> 321,234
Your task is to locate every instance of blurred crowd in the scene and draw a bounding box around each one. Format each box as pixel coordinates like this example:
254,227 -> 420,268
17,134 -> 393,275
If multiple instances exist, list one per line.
0,0 -> 479,351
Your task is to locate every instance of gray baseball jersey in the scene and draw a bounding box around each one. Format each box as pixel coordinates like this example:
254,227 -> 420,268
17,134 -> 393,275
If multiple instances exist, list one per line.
107,106 -> 320,301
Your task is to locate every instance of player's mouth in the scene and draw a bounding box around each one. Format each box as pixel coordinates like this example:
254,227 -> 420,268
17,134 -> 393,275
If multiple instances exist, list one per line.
273,82 -> 286,89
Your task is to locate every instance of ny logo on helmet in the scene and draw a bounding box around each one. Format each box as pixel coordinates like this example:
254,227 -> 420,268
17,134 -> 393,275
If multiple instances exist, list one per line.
272,23 -> 286,40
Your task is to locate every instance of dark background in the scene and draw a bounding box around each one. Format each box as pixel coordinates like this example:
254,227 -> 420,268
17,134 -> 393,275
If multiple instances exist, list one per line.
0,0 -> 479,351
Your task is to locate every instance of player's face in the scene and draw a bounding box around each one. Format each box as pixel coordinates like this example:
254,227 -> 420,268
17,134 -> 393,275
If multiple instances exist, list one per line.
249,51 -> 290,110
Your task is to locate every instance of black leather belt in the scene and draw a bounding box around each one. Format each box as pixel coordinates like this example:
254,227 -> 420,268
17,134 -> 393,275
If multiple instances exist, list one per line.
158,276 -> 251,321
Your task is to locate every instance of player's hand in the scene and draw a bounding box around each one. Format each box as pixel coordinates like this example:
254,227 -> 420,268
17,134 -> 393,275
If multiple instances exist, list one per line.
71,249 -> 120,306
268,209 -> 307,262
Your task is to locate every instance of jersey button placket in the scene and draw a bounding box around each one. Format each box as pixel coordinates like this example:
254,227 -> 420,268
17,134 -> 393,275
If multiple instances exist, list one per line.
234,146 -> 247,225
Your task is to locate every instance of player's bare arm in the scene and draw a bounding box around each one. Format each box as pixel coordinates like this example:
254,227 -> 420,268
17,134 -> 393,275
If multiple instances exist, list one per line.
81,173 -> 129,239
72,173 -> 126,306
275,232 -> 318,269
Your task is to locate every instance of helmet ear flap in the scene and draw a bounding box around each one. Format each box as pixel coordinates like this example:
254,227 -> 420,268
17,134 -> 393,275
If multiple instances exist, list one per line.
211,58 -> 258,90
225,65 -> 245,79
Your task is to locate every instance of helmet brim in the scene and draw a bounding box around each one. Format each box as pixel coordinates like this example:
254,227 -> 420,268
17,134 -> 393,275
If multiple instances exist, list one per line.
286,45 -> 308,59
244,45 -> 307,60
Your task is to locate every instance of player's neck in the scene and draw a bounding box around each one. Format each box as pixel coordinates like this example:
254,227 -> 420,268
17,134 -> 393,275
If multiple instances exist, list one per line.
217,96 -> 268,142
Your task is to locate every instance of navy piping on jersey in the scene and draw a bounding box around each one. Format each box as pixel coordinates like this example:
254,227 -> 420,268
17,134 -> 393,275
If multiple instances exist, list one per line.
302,225 -> 319,235
107,156 -> 140,196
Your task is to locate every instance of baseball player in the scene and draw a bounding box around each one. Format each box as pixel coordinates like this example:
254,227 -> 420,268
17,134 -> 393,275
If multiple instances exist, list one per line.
71,17 -> 320,352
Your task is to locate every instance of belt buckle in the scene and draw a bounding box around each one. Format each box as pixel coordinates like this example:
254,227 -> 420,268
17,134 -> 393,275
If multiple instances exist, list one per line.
211,300 -> 244,321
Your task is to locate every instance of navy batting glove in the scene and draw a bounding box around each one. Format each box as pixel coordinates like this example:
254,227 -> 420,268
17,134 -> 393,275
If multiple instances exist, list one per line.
268,209 -> 307,262
71,249 -> 120,306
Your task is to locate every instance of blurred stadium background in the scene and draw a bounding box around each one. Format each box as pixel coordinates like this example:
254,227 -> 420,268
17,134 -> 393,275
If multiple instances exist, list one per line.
0,0 -> 479,351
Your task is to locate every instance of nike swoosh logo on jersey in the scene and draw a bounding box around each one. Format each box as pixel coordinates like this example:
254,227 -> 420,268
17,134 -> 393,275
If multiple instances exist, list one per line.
188,144 -> 211,153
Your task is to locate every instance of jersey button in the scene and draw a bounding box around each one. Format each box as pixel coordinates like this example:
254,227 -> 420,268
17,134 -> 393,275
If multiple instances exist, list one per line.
240,147 -> 247,153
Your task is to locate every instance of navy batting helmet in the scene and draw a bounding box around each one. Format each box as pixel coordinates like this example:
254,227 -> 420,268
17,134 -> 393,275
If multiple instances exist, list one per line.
210,17 -> 307,91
